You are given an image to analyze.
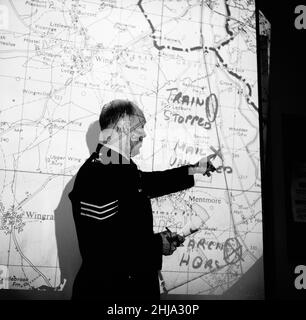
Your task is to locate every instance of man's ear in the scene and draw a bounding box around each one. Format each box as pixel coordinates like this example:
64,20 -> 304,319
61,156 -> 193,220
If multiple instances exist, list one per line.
116,116 -> 130,135
99,129 -> 114,143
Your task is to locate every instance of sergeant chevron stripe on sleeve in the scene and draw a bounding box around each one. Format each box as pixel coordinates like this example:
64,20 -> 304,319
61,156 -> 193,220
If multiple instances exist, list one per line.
80,200 -> 118,220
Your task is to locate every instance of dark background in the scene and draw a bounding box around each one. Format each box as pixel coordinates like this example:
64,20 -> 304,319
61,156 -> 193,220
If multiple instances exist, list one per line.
1,0 -> 306,301
258,0 -> 306,299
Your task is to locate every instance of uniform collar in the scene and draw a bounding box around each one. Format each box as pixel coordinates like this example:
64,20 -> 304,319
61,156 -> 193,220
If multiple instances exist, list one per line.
102,142 -> 130,161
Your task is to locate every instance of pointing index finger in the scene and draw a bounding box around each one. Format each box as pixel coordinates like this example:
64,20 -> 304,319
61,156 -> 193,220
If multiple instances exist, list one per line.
207,153 -> 217,161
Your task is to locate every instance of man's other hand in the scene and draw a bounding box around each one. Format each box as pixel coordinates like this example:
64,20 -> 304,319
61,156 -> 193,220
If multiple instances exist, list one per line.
159,230 -> 185,256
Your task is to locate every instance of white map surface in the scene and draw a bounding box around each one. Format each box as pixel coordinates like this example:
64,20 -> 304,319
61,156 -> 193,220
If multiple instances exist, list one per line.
0,0 -> 262,296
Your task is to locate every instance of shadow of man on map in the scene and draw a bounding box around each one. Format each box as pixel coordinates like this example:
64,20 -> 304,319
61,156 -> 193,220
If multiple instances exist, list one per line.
54,120 -> 100,299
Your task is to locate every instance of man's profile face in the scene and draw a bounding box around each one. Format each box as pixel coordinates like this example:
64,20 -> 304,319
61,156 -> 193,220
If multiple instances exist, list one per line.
129,112 -> 146,157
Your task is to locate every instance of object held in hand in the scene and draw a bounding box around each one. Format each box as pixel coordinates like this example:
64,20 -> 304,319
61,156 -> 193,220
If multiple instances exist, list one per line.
166,227 -> 185,247
204,161 -> 216,177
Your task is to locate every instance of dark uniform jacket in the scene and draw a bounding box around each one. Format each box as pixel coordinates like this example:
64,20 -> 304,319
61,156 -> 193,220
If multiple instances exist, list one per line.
69,144 -> 194,300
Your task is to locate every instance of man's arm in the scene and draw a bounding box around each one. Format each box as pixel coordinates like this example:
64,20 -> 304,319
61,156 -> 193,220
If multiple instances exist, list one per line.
140,155 -> 216,199
140,165 -> 195,199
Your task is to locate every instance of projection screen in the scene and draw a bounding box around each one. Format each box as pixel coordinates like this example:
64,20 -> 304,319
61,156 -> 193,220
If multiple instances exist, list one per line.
0,0 -> 263,297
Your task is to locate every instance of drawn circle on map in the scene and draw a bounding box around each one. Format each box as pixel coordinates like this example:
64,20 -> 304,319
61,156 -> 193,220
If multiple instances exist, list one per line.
15,77 -> 20,81
223,237 -> 243,265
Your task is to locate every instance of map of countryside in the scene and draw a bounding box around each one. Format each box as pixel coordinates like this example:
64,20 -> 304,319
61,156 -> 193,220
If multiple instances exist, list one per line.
0,0 -> 262,296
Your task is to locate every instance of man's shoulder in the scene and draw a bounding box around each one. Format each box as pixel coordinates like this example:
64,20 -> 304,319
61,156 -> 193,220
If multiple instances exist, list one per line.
75,156 -> 136,188
77,158 -> 119,178
70,160 -> 122,199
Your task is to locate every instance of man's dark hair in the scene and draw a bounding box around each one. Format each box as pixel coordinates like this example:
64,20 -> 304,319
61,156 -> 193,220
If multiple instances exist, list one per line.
99,99 -> 142,130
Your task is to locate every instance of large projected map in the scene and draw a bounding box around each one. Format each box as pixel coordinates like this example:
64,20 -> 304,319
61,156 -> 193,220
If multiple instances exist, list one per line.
0,0 -> 262,296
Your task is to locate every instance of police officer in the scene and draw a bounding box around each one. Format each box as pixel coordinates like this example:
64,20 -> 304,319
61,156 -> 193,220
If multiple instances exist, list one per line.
69,99 -> 214,300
